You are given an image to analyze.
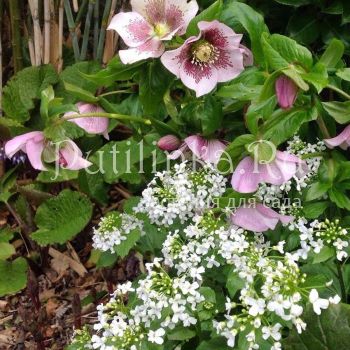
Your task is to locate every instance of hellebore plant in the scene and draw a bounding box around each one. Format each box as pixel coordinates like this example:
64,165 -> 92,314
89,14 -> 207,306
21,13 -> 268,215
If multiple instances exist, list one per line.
275,75 -> 299,109
5,131 -> 92,171
107,0 -> 199,64
324,124 -> 350,149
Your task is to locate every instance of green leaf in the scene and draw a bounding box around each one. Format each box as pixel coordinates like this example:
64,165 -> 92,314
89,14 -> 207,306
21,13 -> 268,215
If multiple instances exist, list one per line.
90,137 -> 157,184
139,60 -> 173,116
312,246 -> 335,264
187,0 -> 223,36
3,65 -> 59,123
31,189 -> 93,246
78,168 -> 108,205
274,0 -> 313,5
319,39 -> 345,69
82,57 -> 144,87
115,229 -> 141,258
40,85 -> 55,121
221,2 -> 269,65
64,82 -> 99,103
303,202 -> 329,219
226,270 -> 245,297
36,168 -> 79,183
329,188 -> 350,210
263,107 -> 317,146
322,101 -> 350,124
336,68 -> 350,82
197,337 -> 231,350
96,251 -> 118,268
0,226 -> 15,243
302,63 -> 328,93
167,327 -> 196,341
0,242 -> 15,260
283,304 -> 350,350
44,120 -> 85,141
0,257 -> 28,297
305,182 -> 331,201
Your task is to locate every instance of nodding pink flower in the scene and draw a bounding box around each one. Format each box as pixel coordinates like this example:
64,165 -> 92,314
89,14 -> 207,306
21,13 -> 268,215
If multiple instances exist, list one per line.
107,0 -> 199,64
324,125 -> 350,150
65,102 -> 109,140
157,135 -> 182,151
231,203 -> 294,232
161,20 -> 246,97
275,75 -> 299,109
168,134 -> 226,164
231,151 -> 306,193
5,131 -> 92,171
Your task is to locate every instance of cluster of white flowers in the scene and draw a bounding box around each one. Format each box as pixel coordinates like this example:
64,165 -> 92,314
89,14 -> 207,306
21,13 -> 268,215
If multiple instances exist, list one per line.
92,212 -> 144,253
77,160 -> 343,350
256,136 -> 325,204
135,162 -> 226,226
293,218 -> 350,261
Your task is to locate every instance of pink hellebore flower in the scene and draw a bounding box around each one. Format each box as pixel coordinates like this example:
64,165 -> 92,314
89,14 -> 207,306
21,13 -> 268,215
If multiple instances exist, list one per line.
161,20 -> 245,97
5,131 -> 92,171
65,102 -> 109,140
231,203 -> 294,232
275,75 -> 299,110
231,151 -> 306,193
107,0 -> 199,64
324,125 -> 350,150
169,135 -> 226,164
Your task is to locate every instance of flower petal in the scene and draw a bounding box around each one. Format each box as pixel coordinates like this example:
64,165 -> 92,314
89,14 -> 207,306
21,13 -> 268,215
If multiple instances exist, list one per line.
179,59 -> 218,97
5,131 -> 44,158
60,140 -> 92,170
184,135 -> 206,158
131,0 -> 165,24
240,45 -> 254,66
324,125 -> 350,150
201,139 -> 226,164
25,139 -> 46,171
231,157 -> 261,193
165,0 -> 199,35
119,37 -> 164,64
108,12 -> 152,47
67,103 -> 109,139
213,48 -> 244,83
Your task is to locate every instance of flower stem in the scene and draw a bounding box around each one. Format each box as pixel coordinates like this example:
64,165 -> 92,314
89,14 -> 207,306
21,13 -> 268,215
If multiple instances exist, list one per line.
316,115 -> 331,139
301,152 -> 325,160
99,90 -> 133,97
326,84 -> 350,100
336,261 -> 347,302
62,112 -> 152,125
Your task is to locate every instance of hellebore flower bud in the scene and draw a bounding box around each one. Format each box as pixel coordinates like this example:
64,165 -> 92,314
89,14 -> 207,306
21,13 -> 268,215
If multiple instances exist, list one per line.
157,135 -> 182,151
275,75 -> 298,109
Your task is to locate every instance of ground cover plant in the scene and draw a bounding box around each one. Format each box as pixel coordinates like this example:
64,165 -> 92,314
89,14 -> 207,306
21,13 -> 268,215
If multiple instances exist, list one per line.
2,0 -> 350,349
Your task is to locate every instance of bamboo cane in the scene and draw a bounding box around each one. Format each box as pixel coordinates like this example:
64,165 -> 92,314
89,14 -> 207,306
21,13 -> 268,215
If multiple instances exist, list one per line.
93,0 -> 100,59
75,0 -> 88,26
28,0 -> 43,66
96,0 -> 112,62
73,0 -> 79,12
58,0 -> 64,71
64,0 -> 80,61
80,0 -> 94,60
9,0 -> 23,72
102,0 -> 118,64
44,0 -> 51,64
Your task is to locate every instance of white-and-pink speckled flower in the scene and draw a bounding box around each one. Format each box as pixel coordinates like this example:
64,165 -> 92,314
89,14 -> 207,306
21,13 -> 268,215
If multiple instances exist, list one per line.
161,20 -> 246,97
107,0 -> 199,64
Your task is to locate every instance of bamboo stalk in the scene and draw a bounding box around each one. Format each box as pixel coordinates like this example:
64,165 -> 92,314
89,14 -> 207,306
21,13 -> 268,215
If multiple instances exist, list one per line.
64,0 -> 80,61
73,0 -> 79,12
75,0 -> 88,25
29,0 -> 43,66
93,0 -> 100,59
97,0 -> 112,62
80,0 -> 94,60
25,22 -> 36,66
103,0 -> 118,64
44,0 -> 51,64
9,0 -> 23,72
58,0 -> 64,70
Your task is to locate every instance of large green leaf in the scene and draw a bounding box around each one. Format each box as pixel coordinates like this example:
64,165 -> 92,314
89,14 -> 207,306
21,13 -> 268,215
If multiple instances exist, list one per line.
31,189 -> 93,245
3,65 -> 59,123
0,242 -> 15,260
283,304 -> 350,350
322,101 -> 350,124
221,2 -> 269,65
0,258 -> 28,297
